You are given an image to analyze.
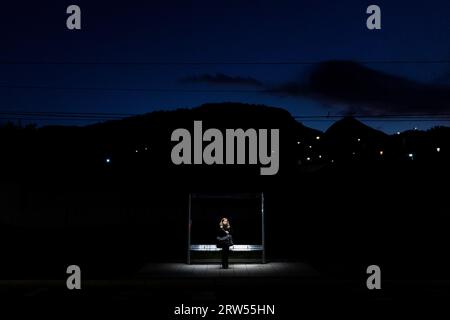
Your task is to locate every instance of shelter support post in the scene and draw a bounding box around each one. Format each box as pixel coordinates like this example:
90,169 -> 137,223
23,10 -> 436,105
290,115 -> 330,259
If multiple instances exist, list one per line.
261,192 -> 266,264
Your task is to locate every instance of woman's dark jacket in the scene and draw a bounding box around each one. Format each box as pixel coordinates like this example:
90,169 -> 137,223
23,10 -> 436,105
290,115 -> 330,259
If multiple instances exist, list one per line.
217,227 -> 233,248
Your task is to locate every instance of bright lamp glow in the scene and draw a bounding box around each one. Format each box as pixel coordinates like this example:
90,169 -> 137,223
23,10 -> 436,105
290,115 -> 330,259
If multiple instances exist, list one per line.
190,244 -> 263,252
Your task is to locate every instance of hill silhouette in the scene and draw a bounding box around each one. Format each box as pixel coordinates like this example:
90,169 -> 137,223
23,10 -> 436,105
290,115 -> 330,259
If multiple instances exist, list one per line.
321,116 -> 388,162
325,116 -> 386,139
1,102 -> 450,285
1,102 -> 450,182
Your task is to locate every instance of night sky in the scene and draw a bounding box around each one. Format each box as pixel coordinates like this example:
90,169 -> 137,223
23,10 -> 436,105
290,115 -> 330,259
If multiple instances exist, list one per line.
3,0 -> 450,133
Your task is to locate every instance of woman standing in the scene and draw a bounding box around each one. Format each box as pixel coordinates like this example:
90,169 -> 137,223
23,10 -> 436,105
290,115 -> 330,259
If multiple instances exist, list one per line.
217,217 -> 233,269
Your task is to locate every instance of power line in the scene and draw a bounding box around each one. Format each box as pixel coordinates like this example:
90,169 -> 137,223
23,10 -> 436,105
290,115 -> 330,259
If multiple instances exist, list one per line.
0,85 -> 262,93
0,117 -> 107,122
2,110 -> 450,119
2,60 -> 450,66
1,117 -> 450,124
301,119 -> 450,122
293,114 -> 450,119
0,111 -> 137,116
0,111 -> 136,119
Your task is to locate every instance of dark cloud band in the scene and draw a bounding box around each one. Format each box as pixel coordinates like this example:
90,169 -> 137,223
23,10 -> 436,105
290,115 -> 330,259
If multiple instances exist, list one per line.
268,60 -> 450,115
180,73 -> 264,87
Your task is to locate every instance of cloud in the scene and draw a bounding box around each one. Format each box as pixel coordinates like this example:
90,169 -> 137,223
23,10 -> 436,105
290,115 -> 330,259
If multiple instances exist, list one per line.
267,60 -> 450,115
180,73 -> 264,87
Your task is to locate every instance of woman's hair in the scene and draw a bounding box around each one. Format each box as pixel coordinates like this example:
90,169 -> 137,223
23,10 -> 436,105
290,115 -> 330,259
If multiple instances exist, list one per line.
219,217 -> 230,229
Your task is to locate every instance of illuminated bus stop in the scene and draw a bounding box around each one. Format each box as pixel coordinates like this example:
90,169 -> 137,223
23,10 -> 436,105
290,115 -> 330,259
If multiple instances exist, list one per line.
187,193 -> 265,264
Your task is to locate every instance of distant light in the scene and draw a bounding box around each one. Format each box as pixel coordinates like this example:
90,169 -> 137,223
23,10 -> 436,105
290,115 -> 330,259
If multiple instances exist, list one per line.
297,141 -> 301,145
309,145 -> 312,149
414,127 -> 418,131
331,159 -> 334,163
408,153 -> 414,159
135,150 -> 139,153
397,131 -> 401,135
352,152 -> 356,155
316,136 -> 320,140
105,158 -> 111,164
318,155 -> 322,159
436,147 -> 441,152
357,138 -> 361,142
306,157 -> 311,161
379,150 -> 384,156
145,147 -> 148,151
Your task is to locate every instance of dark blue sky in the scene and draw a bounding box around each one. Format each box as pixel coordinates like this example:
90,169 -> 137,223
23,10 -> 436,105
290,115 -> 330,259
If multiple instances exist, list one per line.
3,0 -> 450,133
